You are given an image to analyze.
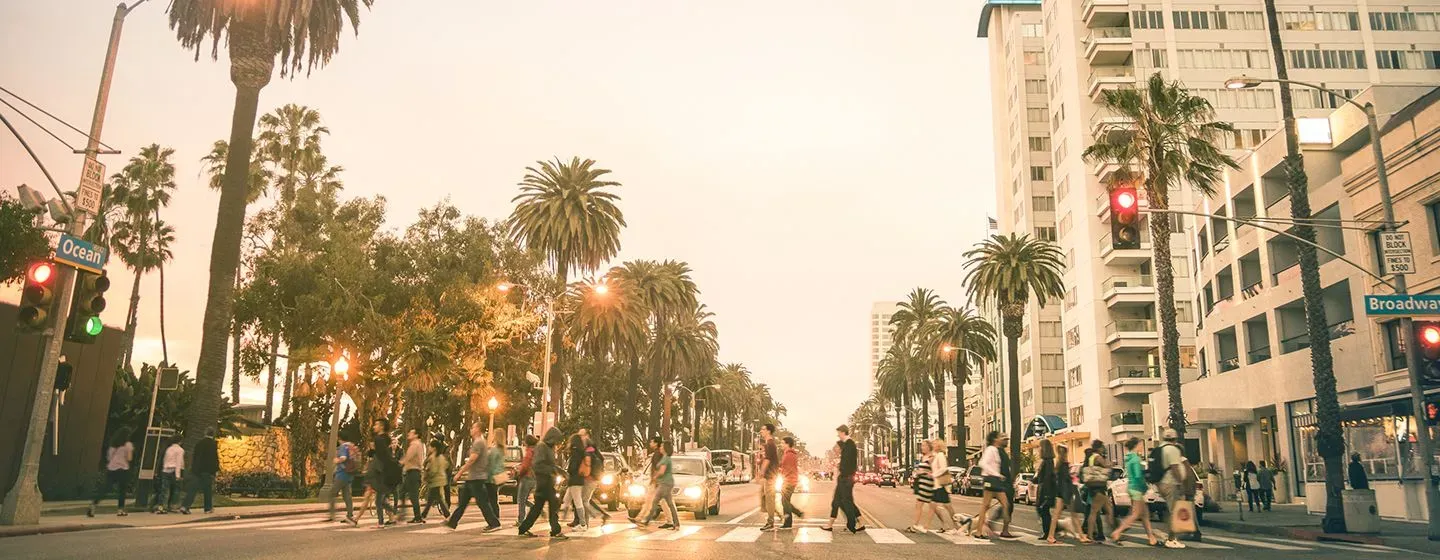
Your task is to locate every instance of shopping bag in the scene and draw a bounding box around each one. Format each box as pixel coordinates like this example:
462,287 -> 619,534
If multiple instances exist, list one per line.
1170,499 -> 1198,534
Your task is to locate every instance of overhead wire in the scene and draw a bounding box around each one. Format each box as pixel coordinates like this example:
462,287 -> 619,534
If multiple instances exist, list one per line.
0,84 -> 116,152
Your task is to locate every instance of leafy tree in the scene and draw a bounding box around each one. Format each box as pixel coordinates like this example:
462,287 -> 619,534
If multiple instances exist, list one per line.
0,192 -> 50,285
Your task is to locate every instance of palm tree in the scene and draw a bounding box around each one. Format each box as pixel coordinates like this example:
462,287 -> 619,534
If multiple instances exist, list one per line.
651,304 -> 718,440
201,139 -> 273,404
934,305 -> 996,462
876,350 -> 914,461
891,288 -> 946,440
508,157 -> 626,419
167,0 -> 375,458
609,260 -> 698,437
567,273 -> 650,448
256,104 -> 329,210
110,144 -> 178,369
964,233 -> 1064,478
1082,73 -> 1239,440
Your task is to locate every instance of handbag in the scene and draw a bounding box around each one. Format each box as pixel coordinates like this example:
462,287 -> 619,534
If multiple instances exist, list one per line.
1170,499 -> 1198,534
492,470 -> 513,486
935,470 -> 954,487
1081,456 -> 1108,489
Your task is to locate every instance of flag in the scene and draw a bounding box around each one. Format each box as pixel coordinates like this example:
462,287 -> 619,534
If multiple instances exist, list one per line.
987,216 -> 998,231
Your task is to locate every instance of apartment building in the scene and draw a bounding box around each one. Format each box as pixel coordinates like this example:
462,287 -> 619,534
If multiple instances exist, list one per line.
870,301 -> 900,390
1151,85 -> 1440,519
980,0 -> 1440,460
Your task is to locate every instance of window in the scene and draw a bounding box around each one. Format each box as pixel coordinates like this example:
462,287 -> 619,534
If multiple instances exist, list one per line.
1069,406 -> 1085,426
1176,301 -> 1194,323
1058,213 -> 1073,237
1064,289 -> 1077,310
1021,23 -> 1043,37
1022,50 -> 1045,66
1066,248 -> 1075,268
1287,49 -> 1367,69
1218,128 -> 1269,150
1172,256 -> 1189,277
1066,326 -> 1080,348
1025,79 -> 1048,95
1292,88 -> 1363,109
1376,50 -> 1440,70
1429,202 -> 1440,255
1040,321 -> 1062,337
1027,108 -> 1048,122
1223,11 -> 1267,30
1384,320 -> 1409,371
1023,390 -> 1034,408
1054,139 -> 1069,163
1280,11 -> 1360,30
1176,49 -> 1271,69
1191,88 -> 1277,109
1131,10 -> 1163,29
1067,366 -> 1082,387
1172,10 -> 1216,29
1370,12 -> 1440,32
1035,226 -> 1057,241
1055,177 -> 1070,201
1030,166 -> 1052,181
1028,136 -> 1051,152
1032,196 -> 1056,212
1022,357 -> 1032,374
1136,49 -> 1168,68
1042,386 -> 1066,404
1040,353 -> 1064,370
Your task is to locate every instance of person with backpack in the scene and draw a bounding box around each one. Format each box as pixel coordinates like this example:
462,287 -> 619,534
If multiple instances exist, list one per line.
579,430 -> 611,526
324,434 -> 360,525
1110,437 -> 1158,546
421,440 -> 451,520
1080,440 -> 1114,544
1155,428 -> 1195,549
1257,461 -> 1275,511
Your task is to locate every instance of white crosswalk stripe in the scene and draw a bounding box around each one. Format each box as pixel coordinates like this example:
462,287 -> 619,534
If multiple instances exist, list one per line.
412,522 -> 488,535
793,527 -> 831,543
716,527 -> 763,542
634,525 -> 702,541
1204,534 -> 1311,551
571,522 -> 638,538
865,528 -> 914,544
192,517 -> 321,530
928,531 -> 994,545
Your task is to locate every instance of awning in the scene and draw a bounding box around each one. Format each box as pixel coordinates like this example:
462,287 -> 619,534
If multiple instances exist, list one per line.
1338,387 -> 1440,422
1184,408 -> 1255,427
1023,415 -> 1068,440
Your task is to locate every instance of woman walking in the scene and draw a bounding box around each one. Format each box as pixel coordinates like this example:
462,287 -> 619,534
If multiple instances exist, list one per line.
905,441 -> 936,533
1048,445 -> 1080,544
1244,461 -> 1260,512
972,431 -> 1015,539
1035,440 -> 1057,542
1110,437 -> 1158,546
88,427 -> 134,517
421,440 -> 451,520
928,439 -> 959,533
1080,440 -> 1115,544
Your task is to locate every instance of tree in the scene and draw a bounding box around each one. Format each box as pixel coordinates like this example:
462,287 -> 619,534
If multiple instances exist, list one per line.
964,233 -> 1064,480
167,0 -> 376,461
508,157 -> 626,419
109,144 -> 179,369
0,192 -> 50,285
876,348 -> 916,461
566,275 -> 649,448
609,260 -> 698,438
891,288 -> 945,441
934,305 -> 996,461
651,303 -> 718,440
1082,72 -> 1239,441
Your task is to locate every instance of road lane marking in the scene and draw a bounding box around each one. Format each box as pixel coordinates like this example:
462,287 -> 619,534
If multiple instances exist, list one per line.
267,520 -> 351,531
856,505 -> 886,529
794,527 -> 831,543
866,528 -> 914,544
412,522 -> 489,534
1202,535 -> 1307,550
192,517 -> 321,530
571,523 -> 636,538
634,525 -> 703,541
1248,536 -> 1396,554
716,527 -> 763,542
930,531 -> 994,545
724,507 -> 759,524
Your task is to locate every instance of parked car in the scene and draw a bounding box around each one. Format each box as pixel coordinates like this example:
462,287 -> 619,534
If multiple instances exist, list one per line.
623,454 -> 722,520
945,467 -> 966,494
1109,467 -> 1207,523
959,465 -> 985,496
1013,473 -> 1036,504
878,471 -> 897,488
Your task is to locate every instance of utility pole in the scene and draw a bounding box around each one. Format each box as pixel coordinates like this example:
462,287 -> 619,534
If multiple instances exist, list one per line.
2,1 -> 145,525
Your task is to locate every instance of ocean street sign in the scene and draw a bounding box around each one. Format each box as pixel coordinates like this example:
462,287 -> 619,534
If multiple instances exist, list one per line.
54,233 -> 108,274
1365,294 -> 1440,316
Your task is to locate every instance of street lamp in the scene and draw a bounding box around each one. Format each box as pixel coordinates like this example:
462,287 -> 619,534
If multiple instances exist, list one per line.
320,352 -> 351,495
1228,75 -> 1436,538
674,383 -> 721,450
487,396 -> 500,435
497,280 -> 607,434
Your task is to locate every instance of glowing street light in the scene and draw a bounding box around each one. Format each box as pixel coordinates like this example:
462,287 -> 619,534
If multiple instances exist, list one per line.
487,396 -> 500,434
321,350 -> 351,494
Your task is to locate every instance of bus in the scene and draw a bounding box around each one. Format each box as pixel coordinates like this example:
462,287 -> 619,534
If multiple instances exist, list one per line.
709,449 -> 752,484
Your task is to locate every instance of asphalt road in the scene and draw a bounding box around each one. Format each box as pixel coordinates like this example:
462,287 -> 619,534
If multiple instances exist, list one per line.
0,481 -> 1422,559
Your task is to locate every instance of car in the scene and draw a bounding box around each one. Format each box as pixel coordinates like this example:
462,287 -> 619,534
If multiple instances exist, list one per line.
623,454 -> 722,520
945,467 -> 966,494
959,465 -> 985,496
499,445 -> 524,503
878,471 -> 897,488
1013,473 -> 1035,503
596,452 -> 632,512
1025,475 -> 1041,504
860,472 -> 878,485
1109,467 -> 1207,523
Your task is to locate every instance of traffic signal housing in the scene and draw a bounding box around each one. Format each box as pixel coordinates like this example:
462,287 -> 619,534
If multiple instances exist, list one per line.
17,261 -> 58,333
1110,184 -> 1142,250
65,270 -> 109,344
1415,321 -> 1440,386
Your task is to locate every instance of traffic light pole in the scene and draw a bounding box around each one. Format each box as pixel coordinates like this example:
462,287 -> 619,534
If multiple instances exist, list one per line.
0,1 -> 140,526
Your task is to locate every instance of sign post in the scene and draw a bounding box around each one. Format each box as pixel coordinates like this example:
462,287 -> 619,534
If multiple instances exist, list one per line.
1382,231 -> 1415,276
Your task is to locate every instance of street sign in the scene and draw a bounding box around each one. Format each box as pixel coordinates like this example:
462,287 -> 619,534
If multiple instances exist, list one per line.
1382,231 -> 1415,275
1365,294 -> 1440,316
75,157 -> 105,215
53,233 -> 108,274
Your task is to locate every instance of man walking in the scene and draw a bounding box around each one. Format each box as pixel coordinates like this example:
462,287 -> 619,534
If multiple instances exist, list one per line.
323,432 -> 359,525
823,425 -> 864,532
779,436 -> 803,529
401,428 -> 426,523
516,435 -> 538,523
371,418 -> 399,525
180,429 -> 219,515
635,436 -> 680,530
155,438 -> 184,514
1257,461 -> 1275,512
446,423 -> 502,532
756,424 -> 780,531
518,427 -> 567,539
580,430 -> 611,526
1157,428 -> 1192,549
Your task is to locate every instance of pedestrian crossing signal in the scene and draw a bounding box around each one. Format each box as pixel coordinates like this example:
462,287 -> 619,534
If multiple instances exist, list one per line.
18,261 -> 57,333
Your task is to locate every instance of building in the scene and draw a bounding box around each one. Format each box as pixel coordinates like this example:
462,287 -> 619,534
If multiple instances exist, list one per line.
979,0 -> 1440,460
1151,85 -> 1440,520
870,301 -> 901,389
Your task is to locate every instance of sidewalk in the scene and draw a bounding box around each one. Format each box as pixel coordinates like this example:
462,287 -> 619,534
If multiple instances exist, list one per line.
1200,502 -> 1440,555
0,500 -> 329,539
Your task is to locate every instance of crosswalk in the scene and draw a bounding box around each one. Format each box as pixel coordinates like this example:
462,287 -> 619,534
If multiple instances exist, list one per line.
165,515 -> 1406,554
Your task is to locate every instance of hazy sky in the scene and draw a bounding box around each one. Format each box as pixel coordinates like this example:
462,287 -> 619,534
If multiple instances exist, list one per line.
1,0 -> 996,448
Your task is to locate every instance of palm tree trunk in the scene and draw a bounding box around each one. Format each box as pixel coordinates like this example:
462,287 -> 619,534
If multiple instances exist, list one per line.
181,21 -> 275,460
551,263 -> 569,421
902,391 -> 912,462
647,375 -> 662,440
121,272 -> 142,369
230,264 -> 243,404
157,260 -> 169,365
921,393 -> 931,441
1263,0 -> 1343,533
1149,201 -> 1186,437
661,384 -> 675,442
265,334 -> 279,423
1002,305 -> 1023,484
934,370 -> 946,443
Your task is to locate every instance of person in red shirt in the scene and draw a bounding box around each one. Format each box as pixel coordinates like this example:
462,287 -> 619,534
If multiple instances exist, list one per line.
515,435 -> 538,522
779,437 -> 804,529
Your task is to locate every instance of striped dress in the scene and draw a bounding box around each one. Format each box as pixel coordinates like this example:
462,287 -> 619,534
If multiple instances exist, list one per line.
912,457 -> 934,503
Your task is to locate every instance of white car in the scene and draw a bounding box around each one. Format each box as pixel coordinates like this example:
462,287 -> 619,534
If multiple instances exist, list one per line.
1014,473 -> 1035,504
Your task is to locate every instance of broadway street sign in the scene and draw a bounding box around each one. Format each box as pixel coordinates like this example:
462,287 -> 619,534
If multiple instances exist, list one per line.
1364,294 -> 1440,316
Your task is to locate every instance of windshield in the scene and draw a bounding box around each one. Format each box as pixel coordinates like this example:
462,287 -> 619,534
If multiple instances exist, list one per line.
603,454 -> 626,472
505,446 -> 523,463
670,457 -> 706,476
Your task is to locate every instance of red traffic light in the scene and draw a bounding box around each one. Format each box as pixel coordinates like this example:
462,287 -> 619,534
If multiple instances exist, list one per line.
1115,190 -> 1137,210
28,262 -> 54,284
1418,322 -> 1440,362
1110,185 -> 1140,226
1425,325 -> 1440,346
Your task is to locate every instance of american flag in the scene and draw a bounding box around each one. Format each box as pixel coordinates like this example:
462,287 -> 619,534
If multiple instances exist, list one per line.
987,216 -> 998,231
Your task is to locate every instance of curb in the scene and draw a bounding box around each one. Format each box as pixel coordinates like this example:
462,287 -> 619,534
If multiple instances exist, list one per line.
1200,517 -> 1386,545
0,522 -> 129,539
0,506 -> 330,539
179,506 -> 331,525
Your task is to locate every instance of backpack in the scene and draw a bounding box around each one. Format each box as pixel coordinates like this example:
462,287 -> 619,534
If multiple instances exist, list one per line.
578,453 -> 592,478
341,443 -> 360,475
1145,444 -> 1169,484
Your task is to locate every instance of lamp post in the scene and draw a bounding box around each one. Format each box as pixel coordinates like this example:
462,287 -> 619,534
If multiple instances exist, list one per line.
1228,75 -> 1435,538
499,281 -> 608,435
674,383 -> 721,451
320,353 -> 350,495
487,396 -> 500,436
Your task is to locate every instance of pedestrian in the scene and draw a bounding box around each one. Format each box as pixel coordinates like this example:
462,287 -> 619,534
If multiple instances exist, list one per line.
421,440 -> 451,520
580,430 -> 611,526
1035,440 -> 1057,542
825,442 -> 842,524
1079,440 -> 1114,544
822,425 -> 865,533
363,446 -> 393,528
1257,461 -> 1275,511
322,432 -> 360,525
483,430 -> 506,527
88,427 -> 134,517
905,441 -> 934,533
635,436 -> 680,530
1109,437 -> 1158,546
563,432 -> 592,531
928,439 -> 959,532
370,418 -> 399,526
180,428 -> 219,515
155,437 -> 184,514
1049,445 -> 1080,543
446,423 -> 502,532
517,426 -> 567,539
1350,453 -> 1370,490
1244,461 -> 1260,512
1156,428 -> 1192,549
756,423 -> 780,531
779,436 -> 804,529
972,431 -> 1014,539
516,435 -> 538,523
402,428 -> 427,523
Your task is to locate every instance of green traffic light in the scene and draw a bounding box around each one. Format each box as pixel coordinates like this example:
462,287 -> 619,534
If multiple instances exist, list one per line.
84,316 -> 103,336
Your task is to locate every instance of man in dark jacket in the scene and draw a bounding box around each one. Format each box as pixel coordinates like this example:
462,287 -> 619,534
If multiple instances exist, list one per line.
180,428 -> 220,514
518,427 -> 566,539
824,424 -> 864,533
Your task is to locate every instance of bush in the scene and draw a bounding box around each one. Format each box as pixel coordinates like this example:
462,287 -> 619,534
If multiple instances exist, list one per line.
220,471 -> 300,498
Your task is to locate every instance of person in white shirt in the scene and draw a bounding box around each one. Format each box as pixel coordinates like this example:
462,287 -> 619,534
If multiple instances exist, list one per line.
971,431 -> 1015,539
156,439 -> 185,514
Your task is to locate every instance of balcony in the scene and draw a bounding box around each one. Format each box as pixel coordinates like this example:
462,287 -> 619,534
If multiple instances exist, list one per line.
1247,345 -> 1272,364
1280,319 -> 1356,354
1083,27 -> 1133,66
1102,275 -> 1155,307
1098,231 -> 1153,266
1111,411 -> 1145,434
1218,356 -> 1241,373
1105,319 -> 1159,349
1088,67 -> 1137,102
1108,364 -> 1163,396
1091,107 -> 1136,142
1090,159 -> 1121,183
1240,279 -> 1265,300
1082,0 -> 1129,28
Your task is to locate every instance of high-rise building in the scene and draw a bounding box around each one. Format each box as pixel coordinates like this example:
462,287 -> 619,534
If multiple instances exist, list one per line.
870,301 -> 901,389
978,0 -> 1440,459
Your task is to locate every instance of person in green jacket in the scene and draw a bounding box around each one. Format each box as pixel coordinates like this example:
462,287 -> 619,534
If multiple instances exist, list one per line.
1110,437 -> 1157,546
421,440 -> 451,520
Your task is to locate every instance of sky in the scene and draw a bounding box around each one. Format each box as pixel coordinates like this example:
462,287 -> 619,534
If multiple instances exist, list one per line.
0,0 -> 997,449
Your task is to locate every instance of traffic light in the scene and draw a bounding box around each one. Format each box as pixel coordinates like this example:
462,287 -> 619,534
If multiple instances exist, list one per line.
1415,321 -> 1440,386
65,270 -> 109,344
1110,183 -> 1141,250
17,261 -> 58,333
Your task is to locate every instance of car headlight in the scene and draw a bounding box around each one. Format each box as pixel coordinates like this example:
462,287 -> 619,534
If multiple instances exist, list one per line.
601,474 -> 614,485
555,475 -> 564,486
773,477 -> 783,492
628,484 -> 647,497
683,486 -> 703,499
